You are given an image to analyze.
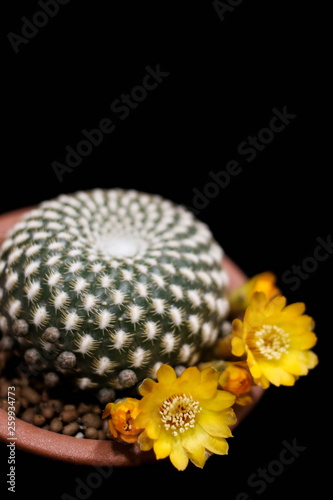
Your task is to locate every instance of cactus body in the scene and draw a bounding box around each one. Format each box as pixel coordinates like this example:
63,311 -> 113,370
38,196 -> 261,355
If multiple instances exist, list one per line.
0,189 -> 229,391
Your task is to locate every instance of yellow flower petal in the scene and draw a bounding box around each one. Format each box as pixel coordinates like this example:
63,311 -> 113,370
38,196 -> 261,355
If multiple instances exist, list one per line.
199,427 -> 229,456
182,430 -> 207,468
170,440 -> 189,471
197,409 -> 235,438
144,417 -> 161,440
244,305 -> 263,328
135,406 -> 150,425
137,430 -> 154,451
248,360 -> 262,379
203,390 -> 236,411
280,349 -> 318,375
200,366 -> 219,383
261,364 -> 295,386
154,431 -> 173,460
137,398 -> 156,418
192,380 -> 218,400
231,336 -> 245,357
249,362 -> 269,388
138,378 -> 157,396
179,366 -> 201,385
221,407 -> 238,426
250,290 -> 270,309
156,364 -> 177,384
282,302 -> 306,317
266,295 -> 287,314
254,374 -> 270,389
232,318 -> 244,338
283,315 -> 315,335
289,331 -> 317,350
304,350 -> 319,369
189,367 -> 220,399
236,395 -> 254,406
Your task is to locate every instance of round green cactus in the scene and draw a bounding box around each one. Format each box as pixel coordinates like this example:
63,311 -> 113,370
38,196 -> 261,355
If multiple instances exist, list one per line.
0,189 -> 230,391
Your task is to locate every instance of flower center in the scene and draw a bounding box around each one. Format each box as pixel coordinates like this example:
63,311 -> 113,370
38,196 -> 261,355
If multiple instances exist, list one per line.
122,411 -> 134,432
255,324 -> 290,360
159,394 -> 202,436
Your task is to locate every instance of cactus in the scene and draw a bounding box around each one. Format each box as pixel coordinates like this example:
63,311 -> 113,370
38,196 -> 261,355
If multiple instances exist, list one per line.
0,189 -> 230,392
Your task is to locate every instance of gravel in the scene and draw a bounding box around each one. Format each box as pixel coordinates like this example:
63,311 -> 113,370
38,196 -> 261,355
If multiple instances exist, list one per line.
0,371 -> 111,440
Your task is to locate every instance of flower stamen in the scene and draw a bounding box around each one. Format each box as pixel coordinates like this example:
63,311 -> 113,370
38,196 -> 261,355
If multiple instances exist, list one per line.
254,324 -> 290,360
160,394 -> 202,436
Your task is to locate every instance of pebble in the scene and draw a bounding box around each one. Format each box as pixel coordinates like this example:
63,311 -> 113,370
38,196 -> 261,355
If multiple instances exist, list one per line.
102,420 -> 109,434
48,399 -> 63,413
0,399 -> 7,411
40,404 -> 55,420
0,398 -> 21,414
50,418 -> 63,433
0,372 -> 116,441
21,386 -> 41,405
21,407 -> 35,424
62,422 -> 80,436
14,386 -> 22,398
33,414 -> 46,427
82,412 -> 102,429
77,402 -> 93,415
33,379 -> 46,392
12,378 -> 23,386
60,407 -> 79,423
97,429 -> 107,440
0,379 -> 9,398
85,427 -> 98,439
19,377 -> 29,387
41,390 -> 49,402
20,397 -> 29,409
92,404 -> 102,415
64,404 -> 76,411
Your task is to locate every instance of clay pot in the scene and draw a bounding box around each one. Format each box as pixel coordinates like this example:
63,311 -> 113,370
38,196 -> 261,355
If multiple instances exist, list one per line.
0,208 -> 264,466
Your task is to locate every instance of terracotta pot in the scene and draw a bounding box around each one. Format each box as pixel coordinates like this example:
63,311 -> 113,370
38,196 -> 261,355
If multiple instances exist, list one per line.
0,207 -> 264,466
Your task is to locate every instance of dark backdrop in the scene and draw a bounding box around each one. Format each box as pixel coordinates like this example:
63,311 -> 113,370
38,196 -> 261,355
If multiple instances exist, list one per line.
1,1 -> 329,499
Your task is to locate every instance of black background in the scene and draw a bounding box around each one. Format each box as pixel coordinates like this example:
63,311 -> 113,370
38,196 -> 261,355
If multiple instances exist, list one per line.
1,1 -> 330,498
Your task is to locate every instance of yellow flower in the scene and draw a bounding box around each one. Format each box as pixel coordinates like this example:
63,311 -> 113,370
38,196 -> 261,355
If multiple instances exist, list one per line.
229,272 -> 280,313
102,398 -> 142,444
134,364 -> 236,470
231,292 -> 318,388
219,362 -> 254,406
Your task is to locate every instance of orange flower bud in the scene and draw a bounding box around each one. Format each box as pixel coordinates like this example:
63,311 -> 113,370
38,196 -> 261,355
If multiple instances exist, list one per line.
229,272 -> 280,313
219,362 -> 253,405
103,398 -> 142,443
